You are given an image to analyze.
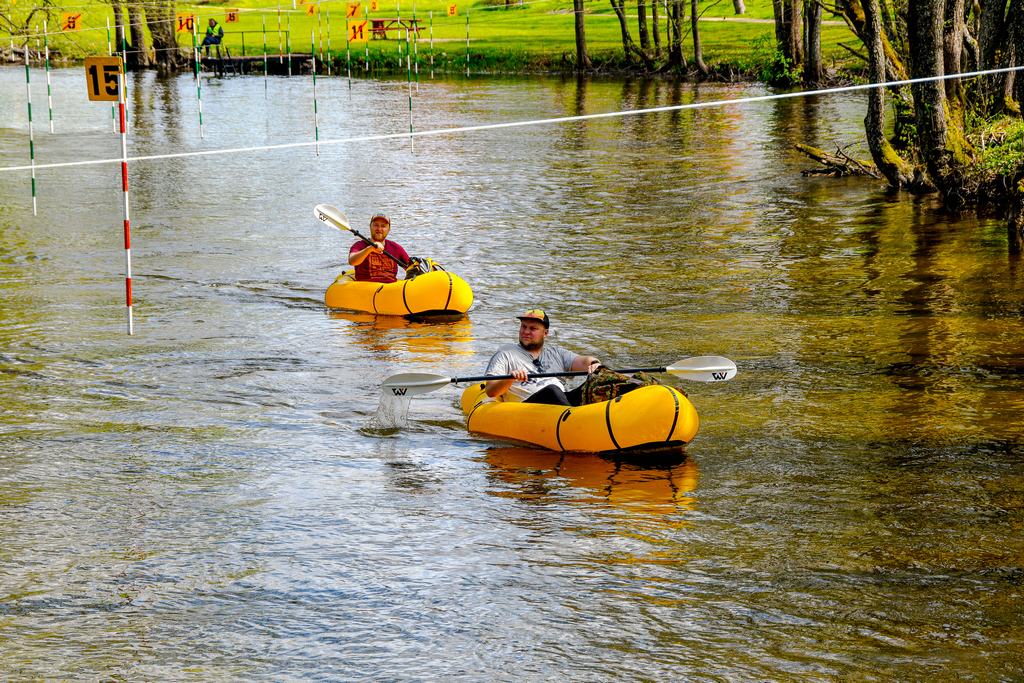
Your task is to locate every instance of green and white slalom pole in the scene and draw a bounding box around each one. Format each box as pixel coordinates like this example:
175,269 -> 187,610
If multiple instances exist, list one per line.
406,27 -> 413,151
311,30 -> 319,156
190,18 -> 199,81
345,12 -> 352,89
325,9 -> 332,77
316,4 -> 323,71
120,25 -> 129,129
262,15 -> 268,98
191,22 -> 204,139
277,2 -> 283,67
23,44 -> 37,215
412,7 -> 419,86
464,7 -> 470,77
43,20 -> 53,133
106,18 -> 117,132
429,11 -> 433,79
286,15 -> 292,76
364,5 -> 369,72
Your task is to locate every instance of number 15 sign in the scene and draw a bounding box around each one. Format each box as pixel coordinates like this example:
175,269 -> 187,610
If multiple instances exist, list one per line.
85,56 -> 123,101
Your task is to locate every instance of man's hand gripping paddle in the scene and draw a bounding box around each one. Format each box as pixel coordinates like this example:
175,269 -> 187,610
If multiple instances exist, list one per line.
314,203 -> 410,268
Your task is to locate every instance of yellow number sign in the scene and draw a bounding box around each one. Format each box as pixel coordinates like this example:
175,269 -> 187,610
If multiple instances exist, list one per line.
346,2 -> 361,18
175,13 -> 196,33
225,9 -> 240,23
347,20 -> 367,41
61,13 -> 83,31
85,56 -> 122,102
370,0 -> 378,11
447,4 -> 457,16
305,2 -> 318,15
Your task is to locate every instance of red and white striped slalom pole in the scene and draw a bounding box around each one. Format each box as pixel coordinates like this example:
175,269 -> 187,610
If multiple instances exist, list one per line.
117,61 -> 134,335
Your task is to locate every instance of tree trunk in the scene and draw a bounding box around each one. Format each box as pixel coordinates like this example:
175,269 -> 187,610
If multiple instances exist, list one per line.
110,0 -> 126,52
638,0 -> 651,52
788,0 -> 803,65
978,0 -> 1007,68
610,0 -> 652,67
836,0 -> 909,80
667,0 -> 685,69
1010,0 -> 1024,109
574,0 -> 592,70
125,0 -> 151,68
863,0 -> 914,188
978,0 -> 1010,110
803,0 -> 821,83
733,0 -> 746,13
690,0 -> 708,74
773,0 -> 803,66
652,0 -> 661,56
145,0 -> 185,71
772,0 -> 786,47
942,0 -> 966,101
879,0 -> 898,47
610,0 -> 635,60
908,0 -> 972,205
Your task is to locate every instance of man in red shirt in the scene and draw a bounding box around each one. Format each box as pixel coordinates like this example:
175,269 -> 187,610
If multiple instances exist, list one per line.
347,213 -> 411,283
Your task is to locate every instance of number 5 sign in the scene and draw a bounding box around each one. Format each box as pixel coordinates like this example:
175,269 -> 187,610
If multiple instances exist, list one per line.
61,13 -> 83,31
85,56 -> 122,101
447,4 -> 457,15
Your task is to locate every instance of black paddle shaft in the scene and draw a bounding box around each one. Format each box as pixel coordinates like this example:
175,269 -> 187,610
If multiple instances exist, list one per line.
449,366 -> 668,384
350,227 -> 410,268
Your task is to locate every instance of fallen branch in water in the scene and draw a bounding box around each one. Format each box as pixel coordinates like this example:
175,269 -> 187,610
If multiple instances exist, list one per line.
794,142 -> 881,178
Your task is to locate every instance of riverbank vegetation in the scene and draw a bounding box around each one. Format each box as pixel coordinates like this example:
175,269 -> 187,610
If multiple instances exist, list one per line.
830,0 -> 1024,238
1,0 -> 858,80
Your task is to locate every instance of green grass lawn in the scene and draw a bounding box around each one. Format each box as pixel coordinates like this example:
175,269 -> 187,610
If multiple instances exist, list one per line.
3,0 -> 861,74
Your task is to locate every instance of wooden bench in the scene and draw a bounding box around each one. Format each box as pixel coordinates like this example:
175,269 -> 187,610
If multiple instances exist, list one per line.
370,18 -> 421,39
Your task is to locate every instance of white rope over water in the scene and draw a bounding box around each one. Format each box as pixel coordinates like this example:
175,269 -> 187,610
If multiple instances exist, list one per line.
1,65 -> 1022,175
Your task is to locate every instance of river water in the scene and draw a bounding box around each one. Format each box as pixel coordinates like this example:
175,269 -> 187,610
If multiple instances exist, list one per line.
1,67 -> 1022,680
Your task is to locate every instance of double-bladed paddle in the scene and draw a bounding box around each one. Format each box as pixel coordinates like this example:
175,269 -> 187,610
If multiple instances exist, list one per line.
314,203 -> 411,268
381,356 -> 737,397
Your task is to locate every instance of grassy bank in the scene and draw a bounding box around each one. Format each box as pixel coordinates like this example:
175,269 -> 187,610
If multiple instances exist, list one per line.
2,0 -> 860,76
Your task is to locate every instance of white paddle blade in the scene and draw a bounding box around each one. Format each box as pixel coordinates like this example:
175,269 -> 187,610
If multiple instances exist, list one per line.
666,356 -> 737,382
381,372 -> 452,397
314,203 -> 351,231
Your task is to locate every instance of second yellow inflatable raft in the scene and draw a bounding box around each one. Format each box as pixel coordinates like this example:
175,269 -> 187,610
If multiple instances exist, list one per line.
459,381 -> 699,453
325,270 -> 473,318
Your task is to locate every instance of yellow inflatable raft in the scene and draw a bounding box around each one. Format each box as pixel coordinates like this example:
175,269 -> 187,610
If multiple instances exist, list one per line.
325,270 -> 473,317
459,382 -> 699,453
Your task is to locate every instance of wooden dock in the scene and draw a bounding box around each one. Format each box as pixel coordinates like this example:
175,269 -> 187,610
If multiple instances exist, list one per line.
200,52 -> 314,76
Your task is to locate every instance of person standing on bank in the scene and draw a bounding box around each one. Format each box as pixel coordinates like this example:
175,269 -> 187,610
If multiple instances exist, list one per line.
484,309 -> 601,406
348,213 -> 410,283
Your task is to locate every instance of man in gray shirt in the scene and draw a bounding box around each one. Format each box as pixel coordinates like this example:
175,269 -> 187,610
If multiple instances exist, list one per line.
484,308 -> 601,406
